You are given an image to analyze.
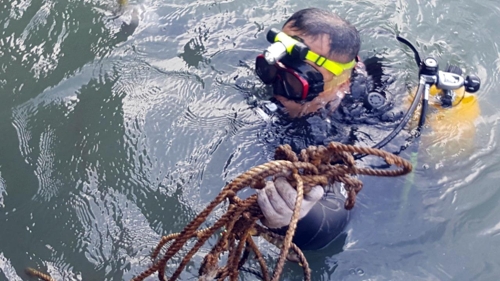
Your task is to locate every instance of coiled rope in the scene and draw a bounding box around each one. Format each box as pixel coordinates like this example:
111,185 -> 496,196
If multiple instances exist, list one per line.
26,142 -> 412,281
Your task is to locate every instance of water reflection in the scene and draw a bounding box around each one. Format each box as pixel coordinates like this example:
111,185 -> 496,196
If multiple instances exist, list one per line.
0,173 -> 5,208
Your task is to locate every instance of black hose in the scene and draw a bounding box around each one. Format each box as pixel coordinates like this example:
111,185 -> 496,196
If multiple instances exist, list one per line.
418,95 -> 428,128
396,36 -> 422,66
352,36 -> 426,160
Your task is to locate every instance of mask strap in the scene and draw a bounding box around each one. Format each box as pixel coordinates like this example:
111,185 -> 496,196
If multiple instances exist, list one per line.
305,51 -> 356,76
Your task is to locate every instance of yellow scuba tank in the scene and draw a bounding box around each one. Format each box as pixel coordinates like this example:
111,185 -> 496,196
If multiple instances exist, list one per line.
410,85 -> 480,159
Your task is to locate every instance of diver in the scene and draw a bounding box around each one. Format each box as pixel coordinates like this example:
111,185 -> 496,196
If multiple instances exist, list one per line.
252,7 -> 480,252
253,7 -> 371,251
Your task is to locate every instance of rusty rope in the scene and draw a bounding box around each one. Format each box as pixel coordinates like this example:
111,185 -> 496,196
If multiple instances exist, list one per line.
26,142 -> 412,281
25,268 -> 55,281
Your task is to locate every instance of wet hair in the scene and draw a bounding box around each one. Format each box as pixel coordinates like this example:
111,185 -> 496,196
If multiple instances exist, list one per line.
283,8 -> 360,62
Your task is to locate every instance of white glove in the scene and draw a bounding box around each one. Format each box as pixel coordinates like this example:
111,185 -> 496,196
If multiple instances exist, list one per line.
256,177 -> 324,229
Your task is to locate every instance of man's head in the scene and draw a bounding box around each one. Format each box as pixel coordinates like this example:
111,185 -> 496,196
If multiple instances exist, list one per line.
268,8 -> 361,117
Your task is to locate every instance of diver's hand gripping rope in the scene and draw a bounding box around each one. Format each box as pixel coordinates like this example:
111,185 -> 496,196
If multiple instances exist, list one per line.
132,142 -> 411,281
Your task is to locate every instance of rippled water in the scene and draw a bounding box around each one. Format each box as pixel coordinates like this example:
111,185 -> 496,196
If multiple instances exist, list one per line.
1,0 -> 500,280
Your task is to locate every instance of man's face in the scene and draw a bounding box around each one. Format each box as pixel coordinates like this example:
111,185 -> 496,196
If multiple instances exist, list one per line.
274,23 -> 352,118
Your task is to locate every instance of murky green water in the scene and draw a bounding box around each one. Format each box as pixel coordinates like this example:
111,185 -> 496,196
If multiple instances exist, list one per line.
1,0 -> 500,280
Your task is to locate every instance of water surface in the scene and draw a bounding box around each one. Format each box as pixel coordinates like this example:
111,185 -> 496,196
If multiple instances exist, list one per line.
1,0 -> 500,280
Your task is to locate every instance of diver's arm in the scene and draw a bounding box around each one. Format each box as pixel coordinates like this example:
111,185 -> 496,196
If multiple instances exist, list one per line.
278,183 -> 349,250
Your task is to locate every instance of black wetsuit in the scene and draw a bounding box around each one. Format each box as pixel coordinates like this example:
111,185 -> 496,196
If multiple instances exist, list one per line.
261,57 -> 402,250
